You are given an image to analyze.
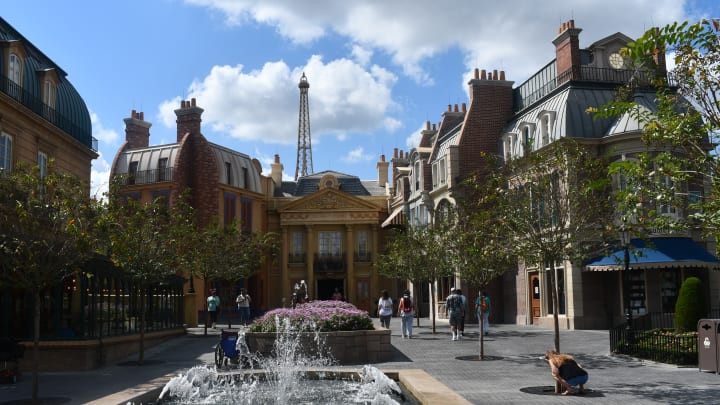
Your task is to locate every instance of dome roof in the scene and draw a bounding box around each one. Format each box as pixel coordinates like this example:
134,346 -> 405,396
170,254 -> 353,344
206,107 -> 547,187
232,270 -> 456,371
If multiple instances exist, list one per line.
0,17 -> 93,150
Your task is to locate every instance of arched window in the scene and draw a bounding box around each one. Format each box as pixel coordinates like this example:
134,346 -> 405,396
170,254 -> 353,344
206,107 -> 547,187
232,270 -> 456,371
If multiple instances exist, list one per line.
8,53 -> 21,99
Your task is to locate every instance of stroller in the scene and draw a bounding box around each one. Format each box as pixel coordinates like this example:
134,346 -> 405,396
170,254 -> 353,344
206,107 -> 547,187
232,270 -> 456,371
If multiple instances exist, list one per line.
0,338 -> 24,384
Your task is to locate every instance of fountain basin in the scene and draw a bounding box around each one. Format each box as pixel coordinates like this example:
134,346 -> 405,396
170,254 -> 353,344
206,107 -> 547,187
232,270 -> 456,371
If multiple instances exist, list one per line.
246,328 -> 392,364
117,368 -> 471,405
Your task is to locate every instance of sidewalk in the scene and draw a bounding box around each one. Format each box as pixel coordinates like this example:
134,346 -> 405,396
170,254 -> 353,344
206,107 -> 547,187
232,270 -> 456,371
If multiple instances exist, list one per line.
1,320 -> 719,404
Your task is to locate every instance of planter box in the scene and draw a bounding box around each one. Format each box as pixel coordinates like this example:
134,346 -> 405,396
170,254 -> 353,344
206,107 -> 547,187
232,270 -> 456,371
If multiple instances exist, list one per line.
246,328 -> 391,365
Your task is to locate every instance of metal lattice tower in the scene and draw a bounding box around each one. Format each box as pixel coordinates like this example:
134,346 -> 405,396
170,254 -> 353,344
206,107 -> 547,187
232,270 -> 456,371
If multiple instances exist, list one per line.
295,72 -> 313,181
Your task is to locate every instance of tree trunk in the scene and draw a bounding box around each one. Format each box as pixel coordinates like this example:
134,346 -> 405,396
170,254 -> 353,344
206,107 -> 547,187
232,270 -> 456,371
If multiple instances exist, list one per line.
430,281 -> 437,334
138,290 -> 146,365
32,291 -> 41,404
550,261 -> 561,393
479,315 -> 485,360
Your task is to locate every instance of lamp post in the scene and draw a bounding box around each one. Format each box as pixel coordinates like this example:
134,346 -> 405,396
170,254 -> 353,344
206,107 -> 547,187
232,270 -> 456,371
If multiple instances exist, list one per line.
619,224 -> 633,350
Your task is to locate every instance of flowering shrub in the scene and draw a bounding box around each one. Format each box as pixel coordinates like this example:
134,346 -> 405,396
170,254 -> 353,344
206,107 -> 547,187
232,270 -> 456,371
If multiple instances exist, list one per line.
247,300 -> 374,333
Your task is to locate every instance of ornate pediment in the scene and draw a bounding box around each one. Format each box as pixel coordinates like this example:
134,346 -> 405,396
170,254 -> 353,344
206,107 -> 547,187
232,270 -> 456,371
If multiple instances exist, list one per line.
282,188 -> 380,212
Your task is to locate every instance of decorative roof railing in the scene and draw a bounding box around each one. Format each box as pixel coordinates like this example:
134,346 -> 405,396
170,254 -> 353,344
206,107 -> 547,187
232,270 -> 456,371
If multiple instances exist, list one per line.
0,73 -> 97,152
515,65 -> 660,111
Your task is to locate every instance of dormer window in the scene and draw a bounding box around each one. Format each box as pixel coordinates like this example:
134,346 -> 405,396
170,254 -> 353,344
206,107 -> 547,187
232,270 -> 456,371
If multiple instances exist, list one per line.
158,158 -> 168,181
414,161 -> 421,191
225,162 -> 233,186
518,123 -> 536,155
537,111 -> 556,147
8,53 -> 21,99
43,80 -> 56,110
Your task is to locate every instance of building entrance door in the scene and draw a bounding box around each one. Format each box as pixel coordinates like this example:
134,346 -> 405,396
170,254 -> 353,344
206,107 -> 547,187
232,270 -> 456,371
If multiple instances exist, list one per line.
530,273 -> 541,324
316,279 -> 345,301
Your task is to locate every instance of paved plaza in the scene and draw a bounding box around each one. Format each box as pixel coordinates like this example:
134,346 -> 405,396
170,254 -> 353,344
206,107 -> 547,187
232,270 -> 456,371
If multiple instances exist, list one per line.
2,319 -> 720,404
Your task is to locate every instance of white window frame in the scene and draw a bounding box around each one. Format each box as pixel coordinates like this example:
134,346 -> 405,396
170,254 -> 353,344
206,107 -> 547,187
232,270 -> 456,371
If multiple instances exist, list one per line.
439,157 -> 447,185
9,53 -> 21,85
38,151 -> 48,179
43,80 -> 55,109
0,132 -> 12,173
318,231 -> 342,258
432,163 -> 438,188
357,231 -> 368,258
292,231 -> 303,257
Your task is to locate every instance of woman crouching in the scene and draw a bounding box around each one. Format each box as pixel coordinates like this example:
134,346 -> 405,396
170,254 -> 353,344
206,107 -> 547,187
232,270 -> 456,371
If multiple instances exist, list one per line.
545,350 -> 588,395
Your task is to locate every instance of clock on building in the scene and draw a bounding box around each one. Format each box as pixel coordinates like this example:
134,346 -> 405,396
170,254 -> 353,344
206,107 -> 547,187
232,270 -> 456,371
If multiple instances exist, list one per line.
608,52 -> 625,69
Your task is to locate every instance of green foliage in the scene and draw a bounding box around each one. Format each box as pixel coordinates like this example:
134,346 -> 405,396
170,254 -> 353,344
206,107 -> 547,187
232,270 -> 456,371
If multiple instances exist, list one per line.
674,276 -> 706,333
0,162 -> 97,289
496,139 -> 615,267
595,19 -> 720,243
376,221 -> 455,285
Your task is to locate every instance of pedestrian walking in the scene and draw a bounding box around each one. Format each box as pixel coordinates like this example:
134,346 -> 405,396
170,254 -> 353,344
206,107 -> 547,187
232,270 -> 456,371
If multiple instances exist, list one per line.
445,288 -> 464,340
398,290 -> 414,338
235,288 -> 252,325
475,290 -> 491,335
377,290 -> 393,329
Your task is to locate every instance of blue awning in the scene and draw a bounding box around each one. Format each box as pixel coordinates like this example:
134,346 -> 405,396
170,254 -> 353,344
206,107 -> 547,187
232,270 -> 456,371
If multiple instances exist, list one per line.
585,237 -> 720,271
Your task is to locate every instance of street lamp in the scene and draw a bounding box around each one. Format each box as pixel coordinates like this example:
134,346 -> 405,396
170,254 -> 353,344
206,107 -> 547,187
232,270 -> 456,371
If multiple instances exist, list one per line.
619,224 -> 633,349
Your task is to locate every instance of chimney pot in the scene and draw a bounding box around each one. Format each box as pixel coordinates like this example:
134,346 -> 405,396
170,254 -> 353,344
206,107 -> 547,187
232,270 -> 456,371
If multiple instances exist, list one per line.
394,148 -> 398,159
461,103 -> 467,112
447,104 -> 452,112
426,120 -> 430,130
493,70 -> 498,80
499,71 -> 506,81
432,123 -> 436,130
274,154 -> 280,164
474,68 -> 479,79
480,69 -> 487,80
454,104 -> 459,112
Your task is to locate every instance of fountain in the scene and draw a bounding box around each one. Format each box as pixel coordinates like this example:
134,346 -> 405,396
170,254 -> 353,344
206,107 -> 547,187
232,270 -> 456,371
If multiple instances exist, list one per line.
156,317 -> 416,404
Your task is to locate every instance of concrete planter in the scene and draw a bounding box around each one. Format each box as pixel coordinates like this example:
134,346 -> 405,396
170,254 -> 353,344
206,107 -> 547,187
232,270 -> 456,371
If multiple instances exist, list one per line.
246,328 -> 391,365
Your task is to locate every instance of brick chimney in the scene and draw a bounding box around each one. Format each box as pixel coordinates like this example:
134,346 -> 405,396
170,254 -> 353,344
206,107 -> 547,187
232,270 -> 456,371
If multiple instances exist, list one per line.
123,110 -> 151,149
270,154 -> 284,186
458,67 -> 514,179
419,120 -> 437,148
174,98 -> 204,142
376,154 -> 389,187
553,19 -> 582,83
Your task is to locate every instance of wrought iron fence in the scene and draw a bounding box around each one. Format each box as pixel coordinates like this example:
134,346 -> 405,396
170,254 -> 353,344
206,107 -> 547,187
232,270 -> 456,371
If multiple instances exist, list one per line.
609,310 -> 720,365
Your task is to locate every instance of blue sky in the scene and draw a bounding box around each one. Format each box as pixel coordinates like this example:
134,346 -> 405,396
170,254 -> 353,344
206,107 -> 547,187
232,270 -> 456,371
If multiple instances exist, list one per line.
3,1 -> 718,198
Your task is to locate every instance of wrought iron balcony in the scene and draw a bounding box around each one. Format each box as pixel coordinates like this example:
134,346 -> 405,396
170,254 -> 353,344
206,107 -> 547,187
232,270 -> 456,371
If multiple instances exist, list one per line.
115,167 -> 174,185
314,253 -> 345,272
0,74 -> 97,152
288,253 -> 306,264
354,252 -> 372,263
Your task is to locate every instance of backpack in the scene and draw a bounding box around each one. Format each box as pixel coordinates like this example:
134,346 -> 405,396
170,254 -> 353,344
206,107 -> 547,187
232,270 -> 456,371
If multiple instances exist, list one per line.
481,297 -> 489,312
402,297 -> 413,313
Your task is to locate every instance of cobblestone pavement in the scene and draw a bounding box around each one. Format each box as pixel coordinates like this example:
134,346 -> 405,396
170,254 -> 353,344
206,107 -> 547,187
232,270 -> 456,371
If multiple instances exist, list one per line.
2,320 -> 720,404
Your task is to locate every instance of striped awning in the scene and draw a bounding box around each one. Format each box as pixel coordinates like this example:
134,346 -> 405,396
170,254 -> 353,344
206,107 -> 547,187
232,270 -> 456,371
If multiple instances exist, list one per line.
381,206 -> 406,228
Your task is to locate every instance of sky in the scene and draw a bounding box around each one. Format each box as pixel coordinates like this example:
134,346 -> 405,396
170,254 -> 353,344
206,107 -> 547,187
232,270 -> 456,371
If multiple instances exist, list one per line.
3,1 -> 718,198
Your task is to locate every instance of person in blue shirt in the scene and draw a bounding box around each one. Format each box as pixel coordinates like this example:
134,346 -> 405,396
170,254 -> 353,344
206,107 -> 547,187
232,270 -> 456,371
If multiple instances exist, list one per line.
475,290 -> 491,336
207,289 -> 220,328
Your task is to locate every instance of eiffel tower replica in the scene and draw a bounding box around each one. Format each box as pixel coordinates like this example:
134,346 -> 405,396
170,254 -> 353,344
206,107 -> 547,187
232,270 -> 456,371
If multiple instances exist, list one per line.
295,72 -> 313,181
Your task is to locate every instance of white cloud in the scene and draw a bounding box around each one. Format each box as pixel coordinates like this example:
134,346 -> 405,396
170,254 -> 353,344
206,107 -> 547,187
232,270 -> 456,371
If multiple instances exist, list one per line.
90,151 -> 111,201
341,146 -> 372,163
405,126 -> 423,150
157,56 -> 399,145
351,44 -> 373,67
90,111 -> 119,144
184,0 -> 689,84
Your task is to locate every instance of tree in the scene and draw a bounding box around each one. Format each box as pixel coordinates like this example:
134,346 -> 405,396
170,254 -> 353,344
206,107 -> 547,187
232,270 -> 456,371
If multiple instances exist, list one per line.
451,162 -> 517,359
0,163 -> 97,402
181,216 -> 278,334
376,220 -> 455,333
497,140 -> 615,352
99,180 -> 186,363
596,19 -> 720,240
